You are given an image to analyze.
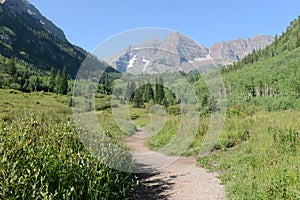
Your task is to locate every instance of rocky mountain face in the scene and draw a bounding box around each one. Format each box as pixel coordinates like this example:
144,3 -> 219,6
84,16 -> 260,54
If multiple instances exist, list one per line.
107,33 -> 210,74
0,0 -> 115,77
210,34 -> 275,60
2,0 -> 66,40
108,33 -> 274,74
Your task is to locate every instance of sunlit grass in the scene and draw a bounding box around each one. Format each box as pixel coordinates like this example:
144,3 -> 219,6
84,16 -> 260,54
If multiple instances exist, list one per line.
0,89 -> 138,199
198,108 -> 300,199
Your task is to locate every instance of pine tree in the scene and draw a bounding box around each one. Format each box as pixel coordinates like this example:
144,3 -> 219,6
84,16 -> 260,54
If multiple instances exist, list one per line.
155,76 -> 165,104
8,56 -> 17,79
61,67 -> 68,95
164,88 -> 177,107
143,81 -> 154,102
125,82 -> 131,101
125,81 -> 136,102
55,70 -> 61,94
130,82 -> 136,101
154,76 -> 159,103
133,86 -> 144,108
49,67 -> 55,92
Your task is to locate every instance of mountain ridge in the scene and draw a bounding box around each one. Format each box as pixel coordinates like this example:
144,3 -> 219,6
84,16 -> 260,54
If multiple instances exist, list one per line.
0,0 -> 116,77
3,0 -> 66,40
210,34 -> 274,60
107,33 -> 274,74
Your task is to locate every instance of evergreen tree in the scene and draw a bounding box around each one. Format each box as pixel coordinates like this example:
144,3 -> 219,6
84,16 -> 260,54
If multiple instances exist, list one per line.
155,76 -> 165,104
125,82 -> 131,101
125,81 -> 136,101
130,82 -> 136,101
133,86 -> 144,108
164,88 -> 177,107
61,67 -> 68,95
143,80 -> 154,102
8,56 -> 17,79
154,76 -> 159,103
49,67 -> 55,92
55,70 -> 61,94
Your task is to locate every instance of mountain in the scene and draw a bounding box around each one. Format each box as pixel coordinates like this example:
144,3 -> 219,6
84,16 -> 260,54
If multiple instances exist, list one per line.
0,0 -> 113,77
107,33 -> 274,74
219,15 -> 300,110
210,34 -> 274,61
3,0 -> 66,40
106,33 -> 210,74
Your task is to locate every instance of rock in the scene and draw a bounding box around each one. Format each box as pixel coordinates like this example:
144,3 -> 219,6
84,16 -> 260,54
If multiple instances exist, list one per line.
210,34 -> 274,61
3,0 -> 66,40
108,33 -> 274,74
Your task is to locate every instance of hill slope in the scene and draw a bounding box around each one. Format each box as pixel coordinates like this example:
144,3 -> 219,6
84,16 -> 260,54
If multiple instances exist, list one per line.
0,0 -> 113,77
219,16 -> 300,110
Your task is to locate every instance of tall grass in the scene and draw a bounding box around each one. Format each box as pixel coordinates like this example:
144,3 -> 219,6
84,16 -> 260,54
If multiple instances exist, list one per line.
0,90 -> 138,199
198,109 -> 300,199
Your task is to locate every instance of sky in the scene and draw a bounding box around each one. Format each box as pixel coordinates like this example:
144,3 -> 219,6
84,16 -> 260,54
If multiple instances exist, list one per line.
29,0 -> 300,54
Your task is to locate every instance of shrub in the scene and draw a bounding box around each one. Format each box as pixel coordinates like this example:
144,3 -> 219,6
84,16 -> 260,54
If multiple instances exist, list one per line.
0,112 -> 137,199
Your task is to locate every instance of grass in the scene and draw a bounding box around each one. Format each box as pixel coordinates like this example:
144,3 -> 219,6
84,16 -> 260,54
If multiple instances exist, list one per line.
132,102 -> 300,198
198,109 -> 300,199
0,89 -> 71,119
0,89 -> 138,199
2,88 -> 299,199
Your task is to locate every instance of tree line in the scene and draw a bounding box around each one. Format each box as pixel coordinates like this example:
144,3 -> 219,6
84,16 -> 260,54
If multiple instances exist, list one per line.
0,56 -> 69,94
114,76 -> 177,108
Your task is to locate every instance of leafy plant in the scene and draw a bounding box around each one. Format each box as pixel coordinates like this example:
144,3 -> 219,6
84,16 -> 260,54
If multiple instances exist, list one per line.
0,111 -> 137,199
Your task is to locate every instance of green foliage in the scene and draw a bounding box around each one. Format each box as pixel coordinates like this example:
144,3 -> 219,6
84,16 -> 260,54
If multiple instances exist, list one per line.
55,70 -> 61,94
0,55 -> 72,93
0,4 -> 87,77
296,34 -> 300,48
8,55 -> 16,78
220,47 -> 300,110
0,111 -> 137,199
146,115 -> 181,151
163,87 -> 177,107
98,72 -> 121,95
125,81 -> 136,102
154,76 -> 165,104
61,67 -> 68,95
49,67 -> 55,92
0,90 -> 137,199
197,110 -> 300,199
95,94 -> 112,111
143,81 -> 154,102
166,105 -> 181,115
132,85 -> 144,108
0,3 -> 117,94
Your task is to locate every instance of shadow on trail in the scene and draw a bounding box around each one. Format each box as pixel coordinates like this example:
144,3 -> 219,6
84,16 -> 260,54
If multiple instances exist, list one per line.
126,161 -> 174,200
129,171 -> 174,199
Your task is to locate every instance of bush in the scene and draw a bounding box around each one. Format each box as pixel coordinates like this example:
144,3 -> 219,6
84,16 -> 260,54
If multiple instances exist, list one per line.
167,105 -> 181,115
0,112 -> 137,199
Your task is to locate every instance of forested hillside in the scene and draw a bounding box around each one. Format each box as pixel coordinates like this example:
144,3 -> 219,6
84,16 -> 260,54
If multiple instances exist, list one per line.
0,1 -> 117,93
0,3 -> 86,76
219,16 -> 300,110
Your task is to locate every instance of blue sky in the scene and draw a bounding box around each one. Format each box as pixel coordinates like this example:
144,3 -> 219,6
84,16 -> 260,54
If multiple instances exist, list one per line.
29,0 -> 300,53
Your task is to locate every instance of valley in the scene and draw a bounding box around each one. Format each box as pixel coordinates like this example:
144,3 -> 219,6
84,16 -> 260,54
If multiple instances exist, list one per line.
0,0 -> 300,199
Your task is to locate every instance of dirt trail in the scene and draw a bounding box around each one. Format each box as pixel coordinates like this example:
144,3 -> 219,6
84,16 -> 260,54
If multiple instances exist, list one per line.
126,128 -> 225,200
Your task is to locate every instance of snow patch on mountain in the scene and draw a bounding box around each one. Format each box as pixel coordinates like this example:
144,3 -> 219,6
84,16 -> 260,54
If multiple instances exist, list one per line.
142,57 -> 151,72
188,54 -> 213,64
128,55 -> 137,68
